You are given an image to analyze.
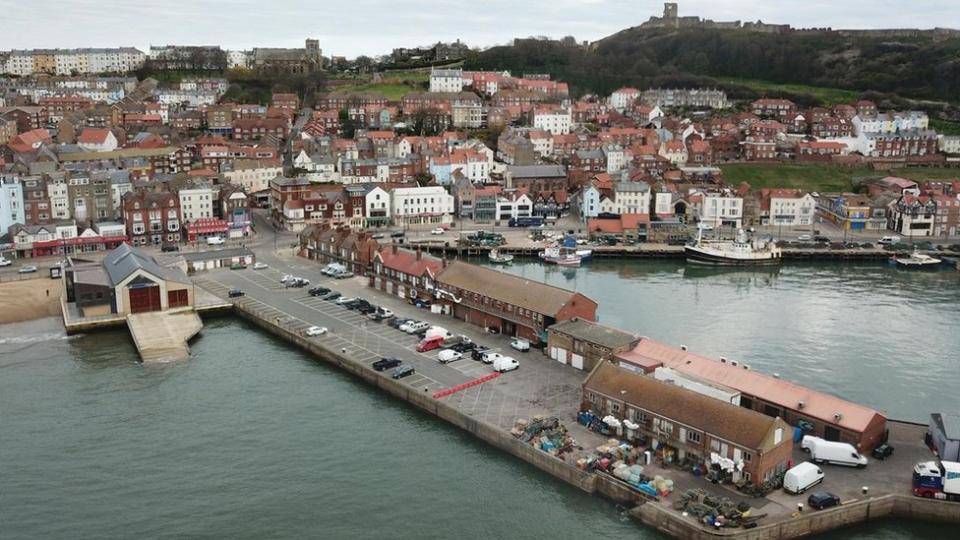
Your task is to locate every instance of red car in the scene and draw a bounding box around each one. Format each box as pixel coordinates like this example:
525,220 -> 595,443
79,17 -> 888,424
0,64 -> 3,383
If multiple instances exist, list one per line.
416,336 -> 444,352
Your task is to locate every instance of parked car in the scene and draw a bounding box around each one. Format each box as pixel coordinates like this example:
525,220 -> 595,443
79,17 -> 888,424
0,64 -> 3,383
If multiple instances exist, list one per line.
206,236 -> 225,245
228,288 -> 244,298
797,234 -> 812,242
413,299 -> 431,309
371,233 -> 385,239
280,274 -> 293,283
0,257 -> 12,267
802,436 -> 868,468
367,311 -> 386,322
253,262 -> 269,270
337,298 -> 360,308
878,236 -> 901,245
451,341 -> 477,353
286,277 -> 309,288
305,326 -> 327,337
322,292 -> 341,301
510,337 -> 531,352
399,320 -> 424,333
871,443 -> 895,460
308,287 -> 330,296
377,308 -> 394,319
472,348 -> 490,361
17,265 -> 38,274
437,349 -> 463,364
392,365 -> 415,379
416,336 -> 444,353
390,318 -> 412,330
390,231 -> 405,238
161,242 -> 179,252
334,271 -> 355,279
807,491 -> 841,510
372,357 -> 402,372
431,228 -> 445,235
493,356 -> 520,373
814,235 -> 830,243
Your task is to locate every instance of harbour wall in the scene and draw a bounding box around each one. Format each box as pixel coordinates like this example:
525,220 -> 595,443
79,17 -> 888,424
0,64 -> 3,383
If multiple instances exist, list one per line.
230,297 -> 959,539
420,245 -> 902,262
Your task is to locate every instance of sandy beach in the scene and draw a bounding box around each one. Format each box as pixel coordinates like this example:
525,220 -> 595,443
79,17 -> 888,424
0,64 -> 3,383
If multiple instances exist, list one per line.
0,278 -> 63,324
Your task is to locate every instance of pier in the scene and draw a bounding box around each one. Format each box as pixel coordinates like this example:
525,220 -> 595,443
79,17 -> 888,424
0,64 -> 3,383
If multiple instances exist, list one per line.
189,258 -> 960,540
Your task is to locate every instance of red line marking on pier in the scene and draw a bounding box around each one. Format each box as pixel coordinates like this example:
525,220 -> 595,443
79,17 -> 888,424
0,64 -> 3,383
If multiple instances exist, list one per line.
432,372 -> 500,399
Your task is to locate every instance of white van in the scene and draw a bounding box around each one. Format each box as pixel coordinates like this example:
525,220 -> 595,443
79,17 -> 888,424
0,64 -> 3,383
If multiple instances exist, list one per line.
783,462 -> 825,494
492,356 -> 519,373
803,436 -> 868,468
878,236 -> 901,245
437,349 -> 463,364
206,236 -> 225,245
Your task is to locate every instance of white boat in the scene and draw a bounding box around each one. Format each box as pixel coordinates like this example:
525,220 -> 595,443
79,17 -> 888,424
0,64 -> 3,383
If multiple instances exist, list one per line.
488,249 -> 514,264
685,227 -> 782,266
540,246 -> 583,266
892,251 -> 942,269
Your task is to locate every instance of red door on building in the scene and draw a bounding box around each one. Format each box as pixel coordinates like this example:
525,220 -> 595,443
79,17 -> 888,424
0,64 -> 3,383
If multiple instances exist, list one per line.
129,285 -> 161,313
167,289 -> 189,308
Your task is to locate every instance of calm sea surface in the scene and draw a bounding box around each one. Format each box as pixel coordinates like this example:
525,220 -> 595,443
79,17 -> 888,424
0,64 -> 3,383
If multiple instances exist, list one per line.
2,259 -> 957,538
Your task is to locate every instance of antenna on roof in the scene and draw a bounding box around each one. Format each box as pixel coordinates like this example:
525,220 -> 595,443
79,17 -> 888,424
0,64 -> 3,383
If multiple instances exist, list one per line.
680,344 -> 688,351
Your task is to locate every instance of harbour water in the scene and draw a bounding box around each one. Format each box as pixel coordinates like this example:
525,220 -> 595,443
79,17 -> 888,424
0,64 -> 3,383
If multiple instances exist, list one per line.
2,259 -> 958,539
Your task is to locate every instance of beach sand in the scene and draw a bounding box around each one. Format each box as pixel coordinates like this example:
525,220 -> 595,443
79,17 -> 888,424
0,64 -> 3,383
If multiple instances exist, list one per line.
0,279 -> 63,324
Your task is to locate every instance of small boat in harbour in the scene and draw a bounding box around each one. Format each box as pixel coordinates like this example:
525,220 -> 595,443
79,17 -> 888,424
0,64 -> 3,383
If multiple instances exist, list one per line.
488,249 -> 514,264
684,226 -> 782,266
540,246 -> 583,266
891,251 -> 942,269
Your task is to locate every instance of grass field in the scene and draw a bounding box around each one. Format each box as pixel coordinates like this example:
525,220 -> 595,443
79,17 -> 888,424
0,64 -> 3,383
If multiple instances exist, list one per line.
719,78 -> 861,106
327,71 -> 429,100
720,163 -> 959,192
930,117 -> 960,136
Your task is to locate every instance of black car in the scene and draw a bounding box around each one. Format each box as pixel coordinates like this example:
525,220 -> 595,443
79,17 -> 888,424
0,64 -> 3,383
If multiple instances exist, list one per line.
228,288 -> 245,298
323,292 -> 342,301
872,443 -> 895,460
390,231 -> 405,238
807,491 -> 841,510
392,365 -> 415,379
340,298 -> 361,308
308,287 -> 330,296
451,341 -> 477,353
357,305 -> 377,315
471,347 -> 490,361
814,235 -> 831,243
372,357 -> 402,372
161,242 -> 179,252
389,318 -> 411,329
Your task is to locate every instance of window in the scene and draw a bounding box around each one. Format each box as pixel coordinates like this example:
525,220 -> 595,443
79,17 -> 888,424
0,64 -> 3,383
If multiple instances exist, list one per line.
687,431 -> 702,443
710,439 -> 721,452
743,452 -> 752,462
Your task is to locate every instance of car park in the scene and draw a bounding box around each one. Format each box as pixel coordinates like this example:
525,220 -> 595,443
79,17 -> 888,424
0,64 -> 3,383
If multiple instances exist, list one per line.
228,288 -> 244,298
492,356 -> 520,373
372,357 -> 402,372
437,350 -> 463,364
392,365 -> 415,379
323,292 -> 341,301
253,262 -> 269,270
17,265 -> 38,274
305,326 -> 327,336
871,443 -> 895,460
807,491 -> 841,510
510,337 -> 531,352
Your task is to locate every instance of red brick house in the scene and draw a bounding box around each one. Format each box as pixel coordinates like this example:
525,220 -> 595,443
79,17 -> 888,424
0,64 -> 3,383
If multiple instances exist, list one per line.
232,118 -> 289,141
751,99 -> 795,119
122,191 -> 182,246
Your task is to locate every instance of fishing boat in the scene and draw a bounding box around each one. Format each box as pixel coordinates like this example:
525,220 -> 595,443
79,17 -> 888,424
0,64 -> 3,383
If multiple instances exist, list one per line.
488,249 -> 514,264
684,226 -> 782,266
891,251 -> 942,269
540,246 -> 583,266
560,234 -> 593,261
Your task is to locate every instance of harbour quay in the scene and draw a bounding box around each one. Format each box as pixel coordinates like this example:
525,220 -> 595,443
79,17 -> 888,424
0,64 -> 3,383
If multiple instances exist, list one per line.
190,245 -> 960,539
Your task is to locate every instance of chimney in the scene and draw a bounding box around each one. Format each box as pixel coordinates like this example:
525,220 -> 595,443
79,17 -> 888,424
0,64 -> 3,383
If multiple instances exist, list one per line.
416,246 -> 422,261
392,244 -> 398,255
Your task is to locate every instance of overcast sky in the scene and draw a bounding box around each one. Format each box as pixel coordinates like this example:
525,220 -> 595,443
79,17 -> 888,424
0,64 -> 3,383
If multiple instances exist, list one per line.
2,0 -> 958,58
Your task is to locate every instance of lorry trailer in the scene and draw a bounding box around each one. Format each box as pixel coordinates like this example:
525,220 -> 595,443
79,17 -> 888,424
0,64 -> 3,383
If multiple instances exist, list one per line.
913,460 -> 960,501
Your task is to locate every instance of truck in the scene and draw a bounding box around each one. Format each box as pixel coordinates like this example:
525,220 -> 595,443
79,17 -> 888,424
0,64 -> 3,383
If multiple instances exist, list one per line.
802,436 -> 868,468
508,216 -> 544,228
913,460 -> 960,501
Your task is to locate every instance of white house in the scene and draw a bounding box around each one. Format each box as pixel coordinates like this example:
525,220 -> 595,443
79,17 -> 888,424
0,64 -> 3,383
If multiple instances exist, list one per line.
496,191 -> 534,221
612,181 -> 650,215
429,68 -> 464,93
603,144 -> 627,174
77,128 -> 118,153
47,176 -> 70,220
609,87 -> 641,112
698,191 -> 744,229
0,175 -> 25,233
659,141 -> 688,165
391,186 -> 454,225
178,183 -> 217,223
761,189 -> 816,227
940,135 -> 960,155
364,185 -> 391,225
109,171 -> 132,214
579,184 -> 602,221
533,107 -> 572,135
223,160 -> 284,193
529,130 -> 554,158
853,111 -> 929,136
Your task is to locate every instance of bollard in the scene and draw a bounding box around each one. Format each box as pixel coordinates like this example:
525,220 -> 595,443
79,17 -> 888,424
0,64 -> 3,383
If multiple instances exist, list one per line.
797,503 -> 803,512
862,486 -> 869,496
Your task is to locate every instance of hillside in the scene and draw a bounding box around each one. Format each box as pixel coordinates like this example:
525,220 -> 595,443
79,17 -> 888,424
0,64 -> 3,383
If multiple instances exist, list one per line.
465,26 -> 960,105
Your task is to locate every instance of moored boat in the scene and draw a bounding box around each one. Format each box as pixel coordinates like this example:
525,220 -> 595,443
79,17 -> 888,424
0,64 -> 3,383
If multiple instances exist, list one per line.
684,227 -> 782,266
488,249 -> 514,264
540,246 -> 583,266
892,251 -> 942,269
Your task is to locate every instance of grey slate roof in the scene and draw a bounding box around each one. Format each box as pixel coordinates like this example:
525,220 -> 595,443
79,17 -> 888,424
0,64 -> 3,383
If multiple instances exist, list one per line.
931,413 -> 960,440
102,243 -> 189,286
548,318 -> 638,349
506,164 -> 566,178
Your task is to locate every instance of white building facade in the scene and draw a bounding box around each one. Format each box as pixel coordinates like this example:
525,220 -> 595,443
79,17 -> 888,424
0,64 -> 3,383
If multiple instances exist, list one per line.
391,186 -> 454,225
